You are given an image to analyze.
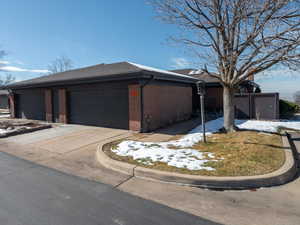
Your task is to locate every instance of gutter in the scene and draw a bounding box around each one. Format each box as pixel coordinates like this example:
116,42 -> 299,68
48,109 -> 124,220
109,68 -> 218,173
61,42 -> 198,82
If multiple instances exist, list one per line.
4,72 -> 143,90
4,70 -> 197,90
140,74 -> 155,133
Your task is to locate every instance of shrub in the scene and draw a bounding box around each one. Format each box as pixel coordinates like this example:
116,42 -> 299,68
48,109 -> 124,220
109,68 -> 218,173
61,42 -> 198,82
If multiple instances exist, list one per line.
279,99 -> 300,118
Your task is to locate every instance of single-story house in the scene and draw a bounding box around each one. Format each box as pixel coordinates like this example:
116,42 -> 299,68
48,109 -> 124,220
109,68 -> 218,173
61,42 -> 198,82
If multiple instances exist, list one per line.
171,68 -> 279,120
5,62 -> 198,132
0,90 -> 9,109
170,69 -> 261,112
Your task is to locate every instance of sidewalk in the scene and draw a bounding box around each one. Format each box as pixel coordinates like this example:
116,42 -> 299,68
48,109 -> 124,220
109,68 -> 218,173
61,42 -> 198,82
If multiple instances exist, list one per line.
137,117 -> 202,142
289,132 -> 300,162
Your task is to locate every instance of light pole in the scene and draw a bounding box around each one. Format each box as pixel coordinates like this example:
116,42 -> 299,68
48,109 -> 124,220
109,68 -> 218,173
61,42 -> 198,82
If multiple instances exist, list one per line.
196,80 -> 206,143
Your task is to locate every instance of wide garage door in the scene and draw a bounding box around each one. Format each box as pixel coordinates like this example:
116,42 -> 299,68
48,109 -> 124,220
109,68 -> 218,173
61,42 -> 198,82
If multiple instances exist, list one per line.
16,90 -> 45,120
68,87 -> 129,129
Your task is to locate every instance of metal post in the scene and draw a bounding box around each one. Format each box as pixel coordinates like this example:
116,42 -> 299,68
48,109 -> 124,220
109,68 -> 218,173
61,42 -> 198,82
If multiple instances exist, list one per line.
200,95 -> 206,143
196,80 -> 206,143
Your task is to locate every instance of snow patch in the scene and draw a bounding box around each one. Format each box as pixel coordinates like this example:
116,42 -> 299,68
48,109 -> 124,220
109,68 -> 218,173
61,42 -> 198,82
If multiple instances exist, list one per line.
188,69 -> 202,75
0,114 -> 10,118
236,119 -> 300,133
112,118 -> 300,171
127,62 -> 196,80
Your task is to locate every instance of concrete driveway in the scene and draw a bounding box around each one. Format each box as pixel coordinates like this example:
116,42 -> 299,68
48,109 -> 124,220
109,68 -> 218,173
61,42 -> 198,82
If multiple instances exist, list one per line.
0,124 -> 133,186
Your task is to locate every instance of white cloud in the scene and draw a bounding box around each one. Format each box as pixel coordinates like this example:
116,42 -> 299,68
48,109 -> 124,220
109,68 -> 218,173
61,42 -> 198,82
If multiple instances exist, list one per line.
14,60 -> 25,65
170,57 -> 192,69
256,68 -> 299,81
256,68 -> 300,101
0,60 -> 10,65
0,65 -> 49,73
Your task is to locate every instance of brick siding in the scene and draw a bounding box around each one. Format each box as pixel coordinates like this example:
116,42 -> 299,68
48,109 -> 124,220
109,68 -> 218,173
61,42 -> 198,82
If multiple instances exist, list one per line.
128,84 -> 141,131
142,85 -> 192,132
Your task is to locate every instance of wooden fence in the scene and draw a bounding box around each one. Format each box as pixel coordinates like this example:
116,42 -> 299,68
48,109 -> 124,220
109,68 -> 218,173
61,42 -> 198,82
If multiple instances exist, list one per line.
234,93 -> 279,120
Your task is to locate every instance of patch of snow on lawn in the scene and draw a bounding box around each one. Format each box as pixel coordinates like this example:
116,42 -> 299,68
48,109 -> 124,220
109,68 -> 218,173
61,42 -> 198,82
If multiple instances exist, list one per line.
0,129 -> 10,134
112,118 -> 300,171
0,126 -> 31,135
236,119 -> 300,133
115,141 -> 217,170
0,127 -> 20,134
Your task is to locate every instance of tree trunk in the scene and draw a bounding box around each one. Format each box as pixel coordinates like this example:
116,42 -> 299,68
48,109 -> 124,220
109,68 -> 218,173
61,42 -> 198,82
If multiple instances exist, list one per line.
223,86 -> 236,132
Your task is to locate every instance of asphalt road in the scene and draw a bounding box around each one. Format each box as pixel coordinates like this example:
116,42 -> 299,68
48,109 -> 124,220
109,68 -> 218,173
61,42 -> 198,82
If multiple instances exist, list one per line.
0,151 -> 220,225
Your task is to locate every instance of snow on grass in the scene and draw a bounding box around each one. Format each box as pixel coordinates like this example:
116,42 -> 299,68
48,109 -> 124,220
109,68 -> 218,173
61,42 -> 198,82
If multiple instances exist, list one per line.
115,141 -> 217,170
0,128 -> 19,134
0,126 -> 31,135
236,119 -> 300,133
0,129 -> 11,134
112,118 -> 300,171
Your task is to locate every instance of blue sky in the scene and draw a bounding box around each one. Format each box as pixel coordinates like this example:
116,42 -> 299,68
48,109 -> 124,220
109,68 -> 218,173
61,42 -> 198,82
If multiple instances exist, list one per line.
0,0 -> 299,100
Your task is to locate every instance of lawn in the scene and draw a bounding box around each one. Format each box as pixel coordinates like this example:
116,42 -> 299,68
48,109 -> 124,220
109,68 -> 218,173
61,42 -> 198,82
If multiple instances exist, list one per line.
105,130 -> 285,177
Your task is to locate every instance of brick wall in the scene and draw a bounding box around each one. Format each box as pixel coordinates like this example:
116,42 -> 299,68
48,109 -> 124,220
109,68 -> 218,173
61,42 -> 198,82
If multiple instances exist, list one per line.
142,84 -> 192,132
234,93 -> 279,120
8,93 -> 15,118
128,84 -> 141,131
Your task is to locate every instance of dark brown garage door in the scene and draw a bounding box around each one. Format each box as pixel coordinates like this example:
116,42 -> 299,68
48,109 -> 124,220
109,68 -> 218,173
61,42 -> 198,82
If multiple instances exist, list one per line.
0,95 -> 8,109
68,88 -> 129,129
16,90 -> 45,120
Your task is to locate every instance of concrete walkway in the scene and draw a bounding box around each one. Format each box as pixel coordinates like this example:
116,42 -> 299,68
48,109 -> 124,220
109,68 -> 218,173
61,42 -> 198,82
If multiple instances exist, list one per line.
289,132 -> 300,157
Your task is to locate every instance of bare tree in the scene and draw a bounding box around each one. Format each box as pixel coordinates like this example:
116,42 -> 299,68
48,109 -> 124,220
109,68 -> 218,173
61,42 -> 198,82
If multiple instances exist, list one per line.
294,91 -> 300,105
48,56 -> 74,74
0,74 -> 15,86
0,48 -> 15,85
151,0 -> 300,132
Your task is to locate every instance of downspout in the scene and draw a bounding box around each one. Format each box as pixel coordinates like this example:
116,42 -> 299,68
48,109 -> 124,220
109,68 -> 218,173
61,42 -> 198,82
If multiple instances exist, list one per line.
140,75 -> 155,132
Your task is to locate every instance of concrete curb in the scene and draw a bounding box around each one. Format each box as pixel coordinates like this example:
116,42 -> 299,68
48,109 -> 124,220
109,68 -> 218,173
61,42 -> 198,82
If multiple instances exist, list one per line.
96,135 -> 298,189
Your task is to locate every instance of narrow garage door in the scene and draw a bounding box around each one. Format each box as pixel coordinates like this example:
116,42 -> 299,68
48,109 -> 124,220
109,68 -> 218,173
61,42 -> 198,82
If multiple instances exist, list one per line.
16,90 -> 45,120
68,87 -> 129,129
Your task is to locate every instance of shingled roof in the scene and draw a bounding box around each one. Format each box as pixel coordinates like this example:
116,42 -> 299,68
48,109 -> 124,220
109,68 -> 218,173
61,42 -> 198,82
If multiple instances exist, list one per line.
5,62 -> 199,89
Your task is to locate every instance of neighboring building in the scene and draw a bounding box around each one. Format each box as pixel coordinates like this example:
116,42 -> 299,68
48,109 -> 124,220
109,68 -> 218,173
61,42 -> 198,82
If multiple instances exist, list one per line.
170,69 -> 260,112
0,90 -> 9,109
6,62 -> 198,132
171,68 -> 279,120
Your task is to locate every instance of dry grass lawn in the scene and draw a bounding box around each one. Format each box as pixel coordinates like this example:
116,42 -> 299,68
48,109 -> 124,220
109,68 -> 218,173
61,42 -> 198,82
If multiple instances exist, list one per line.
105,131 -> 286,177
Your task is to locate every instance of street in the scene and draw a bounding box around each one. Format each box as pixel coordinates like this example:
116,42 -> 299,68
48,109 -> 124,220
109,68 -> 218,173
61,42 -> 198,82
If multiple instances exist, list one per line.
0,151 -> 219,225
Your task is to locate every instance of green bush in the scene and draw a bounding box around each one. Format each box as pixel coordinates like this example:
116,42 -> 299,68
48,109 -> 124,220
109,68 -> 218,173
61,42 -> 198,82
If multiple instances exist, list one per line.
279,99 -> 300,118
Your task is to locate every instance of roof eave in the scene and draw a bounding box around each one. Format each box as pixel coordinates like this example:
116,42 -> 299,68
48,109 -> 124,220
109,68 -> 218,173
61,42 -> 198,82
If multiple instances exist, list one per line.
5,70 -> 199,90
5,72 -> 144,90
142,70 -> 199,84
